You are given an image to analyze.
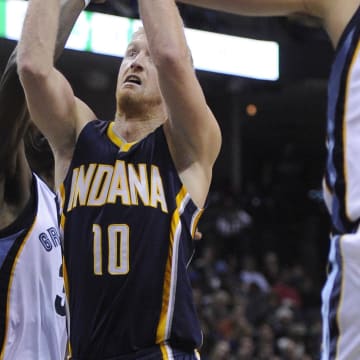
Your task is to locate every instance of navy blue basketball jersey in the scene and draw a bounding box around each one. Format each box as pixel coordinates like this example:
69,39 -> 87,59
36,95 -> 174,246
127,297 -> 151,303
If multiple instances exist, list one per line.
59,120 -> 203,359
324,5 -> 360,233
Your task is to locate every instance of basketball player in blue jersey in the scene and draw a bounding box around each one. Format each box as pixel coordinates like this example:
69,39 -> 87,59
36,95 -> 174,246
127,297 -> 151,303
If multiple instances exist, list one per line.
177,0 -> 360,358
0,0 -> 104,358
18,0 -> 221,359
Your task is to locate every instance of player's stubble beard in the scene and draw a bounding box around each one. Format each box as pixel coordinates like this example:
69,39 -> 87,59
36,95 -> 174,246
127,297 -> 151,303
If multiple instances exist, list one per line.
117,88 -> 164,121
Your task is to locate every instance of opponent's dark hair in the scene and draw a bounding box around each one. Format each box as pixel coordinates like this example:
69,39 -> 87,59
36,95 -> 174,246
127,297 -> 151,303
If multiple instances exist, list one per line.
24,124 -> 54,177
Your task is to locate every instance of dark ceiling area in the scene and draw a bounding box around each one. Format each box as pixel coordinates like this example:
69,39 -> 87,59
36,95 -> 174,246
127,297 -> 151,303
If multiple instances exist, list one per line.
0,4 -> 334,193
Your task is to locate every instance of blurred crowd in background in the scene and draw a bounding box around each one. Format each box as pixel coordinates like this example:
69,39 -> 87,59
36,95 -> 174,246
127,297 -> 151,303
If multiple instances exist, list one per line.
191,182 -> 327,359
188,133 -> 329,359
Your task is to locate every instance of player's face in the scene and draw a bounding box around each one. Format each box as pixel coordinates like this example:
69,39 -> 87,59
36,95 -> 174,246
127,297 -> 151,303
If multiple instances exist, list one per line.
116,29 -> 163,113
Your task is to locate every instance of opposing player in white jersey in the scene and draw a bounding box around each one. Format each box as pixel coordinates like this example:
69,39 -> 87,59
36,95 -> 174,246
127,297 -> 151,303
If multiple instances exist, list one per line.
177,0 -> 360,358
0,0 -> 104,358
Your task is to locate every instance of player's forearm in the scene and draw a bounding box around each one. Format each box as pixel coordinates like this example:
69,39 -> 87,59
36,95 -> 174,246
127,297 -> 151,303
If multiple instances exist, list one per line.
138,0 -> 189,67
2,0 -> 83,117
0,50 -> 26,128
2,0 -> 85,166
17,0 -> 60,79
55,0 -> 86,60
0,49 -> 27,166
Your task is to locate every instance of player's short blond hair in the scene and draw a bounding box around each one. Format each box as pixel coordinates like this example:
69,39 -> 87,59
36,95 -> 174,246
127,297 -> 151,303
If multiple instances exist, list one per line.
132,27 -> 194,67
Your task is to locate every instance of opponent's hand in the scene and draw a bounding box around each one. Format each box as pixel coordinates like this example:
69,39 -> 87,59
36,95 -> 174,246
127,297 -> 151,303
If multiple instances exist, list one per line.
194,229 -> 203,241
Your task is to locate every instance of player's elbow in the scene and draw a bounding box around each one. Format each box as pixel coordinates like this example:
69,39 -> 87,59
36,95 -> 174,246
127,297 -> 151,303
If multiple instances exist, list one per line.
153,46 -> 190,72
17,54 -> 49,86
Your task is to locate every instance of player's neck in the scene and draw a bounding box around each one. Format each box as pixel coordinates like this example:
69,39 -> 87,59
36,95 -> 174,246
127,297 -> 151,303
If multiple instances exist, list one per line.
0,180 -> 30,230
0,202 -> 19,230
113,110 -> 167,143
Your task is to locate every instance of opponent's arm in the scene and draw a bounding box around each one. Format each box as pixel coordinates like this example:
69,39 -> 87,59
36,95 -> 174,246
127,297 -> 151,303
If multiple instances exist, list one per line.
138,0 -> 221,207
176,0 -> 321,17
17,0 -> 95,161
0,50 -> 28,175
177,0 -> 359,46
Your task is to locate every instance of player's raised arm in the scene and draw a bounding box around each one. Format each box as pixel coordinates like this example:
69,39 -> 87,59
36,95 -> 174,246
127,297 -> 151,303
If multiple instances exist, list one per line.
1,0 -> 99,178
17,0 -> 95,167
138,0 -> 222,207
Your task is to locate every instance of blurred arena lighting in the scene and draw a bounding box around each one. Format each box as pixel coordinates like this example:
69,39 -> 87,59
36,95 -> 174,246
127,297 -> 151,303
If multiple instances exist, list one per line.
246,104 -> 258,117
0,0 -> 279,81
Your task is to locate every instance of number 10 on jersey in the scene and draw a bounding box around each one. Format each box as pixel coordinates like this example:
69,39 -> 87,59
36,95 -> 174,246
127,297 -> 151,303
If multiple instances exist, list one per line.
92,224 -> 130,275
